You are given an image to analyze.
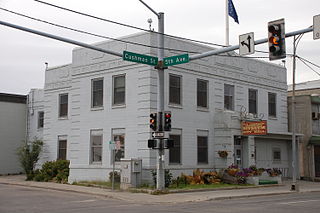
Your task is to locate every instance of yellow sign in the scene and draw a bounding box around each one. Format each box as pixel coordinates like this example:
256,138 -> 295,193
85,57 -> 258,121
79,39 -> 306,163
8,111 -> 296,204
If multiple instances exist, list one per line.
241,121 -> 267,135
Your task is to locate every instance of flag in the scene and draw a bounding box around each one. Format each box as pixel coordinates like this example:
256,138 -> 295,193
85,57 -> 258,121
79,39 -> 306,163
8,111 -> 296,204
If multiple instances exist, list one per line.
228,0 -> 239,24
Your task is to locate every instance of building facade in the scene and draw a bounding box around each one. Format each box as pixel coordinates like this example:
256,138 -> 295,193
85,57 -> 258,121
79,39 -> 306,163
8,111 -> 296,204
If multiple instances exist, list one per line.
288,80 -> 320,180
27,32 -> 293,183
0,93 -> 27,174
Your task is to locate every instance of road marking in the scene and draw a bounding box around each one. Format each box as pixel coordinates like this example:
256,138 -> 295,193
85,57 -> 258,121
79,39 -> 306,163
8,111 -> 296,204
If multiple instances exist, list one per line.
279,199 -> 320,205
71,199 -> 96,203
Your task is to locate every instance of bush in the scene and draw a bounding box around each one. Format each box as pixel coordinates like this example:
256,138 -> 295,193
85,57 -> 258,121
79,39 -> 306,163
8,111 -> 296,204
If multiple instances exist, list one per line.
33,160 -> 70,183
151,169 -> 172,188
17,140 -> 43,180
109,171 -> 121,183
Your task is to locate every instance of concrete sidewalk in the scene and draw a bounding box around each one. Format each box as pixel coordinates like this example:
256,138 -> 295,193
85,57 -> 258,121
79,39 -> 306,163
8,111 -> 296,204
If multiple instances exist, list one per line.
1,175 -> 320,204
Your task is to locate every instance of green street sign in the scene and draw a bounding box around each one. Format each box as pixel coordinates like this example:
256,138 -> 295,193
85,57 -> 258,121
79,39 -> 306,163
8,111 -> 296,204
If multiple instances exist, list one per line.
123,51 -> 158,66
163,54 -> 189,67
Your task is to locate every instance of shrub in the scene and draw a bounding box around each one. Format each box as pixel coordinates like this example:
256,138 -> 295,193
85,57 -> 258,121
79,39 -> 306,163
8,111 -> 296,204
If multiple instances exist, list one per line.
17,139 -> 43,180
172,169 -> 222,187
151,169 -> 172,188
33,160 -> 70,183
109,171 -> 121,183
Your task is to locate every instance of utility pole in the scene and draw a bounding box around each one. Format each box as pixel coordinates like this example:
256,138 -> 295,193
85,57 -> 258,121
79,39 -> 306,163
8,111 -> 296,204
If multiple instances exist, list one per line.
139,0 -> 165,190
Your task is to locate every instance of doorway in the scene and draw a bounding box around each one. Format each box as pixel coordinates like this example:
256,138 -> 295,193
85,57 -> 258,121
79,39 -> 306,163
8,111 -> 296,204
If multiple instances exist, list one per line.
234,136 -> 243,168
315,145 -> 320,177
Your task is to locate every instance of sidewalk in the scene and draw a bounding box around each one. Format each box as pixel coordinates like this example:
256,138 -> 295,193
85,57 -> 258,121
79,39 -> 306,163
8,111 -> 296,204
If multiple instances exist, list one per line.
1,175 -> 320,204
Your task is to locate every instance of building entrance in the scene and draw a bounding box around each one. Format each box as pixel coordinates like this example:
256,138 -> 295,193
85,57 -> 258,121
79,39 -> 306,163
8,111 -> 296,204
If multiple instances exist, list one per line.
234,136 -> 243,168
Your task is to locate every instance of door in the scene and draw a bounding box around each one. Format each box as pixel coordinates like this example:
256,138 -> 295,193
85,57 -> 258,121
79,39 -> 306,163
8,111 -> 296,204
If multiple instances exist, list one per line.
234,136 -> 243,168
315,145 -> 320,177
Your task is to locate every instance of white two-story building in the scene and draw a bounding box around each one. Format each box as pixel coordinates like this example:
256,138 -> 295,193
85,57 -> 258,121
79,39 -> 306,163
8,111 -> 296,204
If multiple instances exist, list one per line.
27,32 -> 294,183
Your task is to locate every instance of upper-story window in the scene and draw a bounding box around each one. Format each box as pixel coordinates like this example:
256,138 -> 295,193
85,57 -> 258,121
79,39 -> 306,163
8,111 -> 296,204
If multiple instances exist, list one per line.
248,89 -> 258,114
224,84 -> 234,111
59,93 -> 68,118
113,75 -> 125,106
169,74 -> 182,105
268,92 -> 277,117
91,78 -> 103,108
197,79 -> 208,108
38,111 -> 44,129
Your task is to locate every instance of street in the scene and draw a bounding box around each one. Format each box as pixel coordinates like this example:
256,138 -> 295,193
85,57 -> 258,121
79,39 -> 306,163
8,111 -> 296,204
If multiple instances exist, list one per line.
1,184 -> 320,213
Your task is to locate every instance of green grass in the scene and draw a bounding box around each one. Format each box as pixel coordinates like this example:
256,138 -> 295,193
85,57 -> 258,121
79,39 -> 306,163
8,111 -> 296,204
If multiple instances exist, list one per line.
72,181 -> 120,189
168,183 -> 250,190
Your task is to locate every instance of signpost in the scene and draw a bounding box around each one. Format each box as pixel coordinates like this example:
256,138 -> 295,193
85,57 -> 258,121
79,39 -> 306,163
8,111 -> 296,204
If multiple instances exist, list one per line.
163,54 -> 189,67
314,14 -> 320,40
123,51 -> 158,66
239,32 -> 255,56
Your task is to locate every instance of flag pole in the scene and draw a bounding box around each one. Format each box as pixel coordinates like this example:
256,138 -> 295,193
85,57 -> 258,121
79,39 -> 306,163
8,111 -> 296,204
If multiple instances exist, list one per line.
225,0 -> 229,46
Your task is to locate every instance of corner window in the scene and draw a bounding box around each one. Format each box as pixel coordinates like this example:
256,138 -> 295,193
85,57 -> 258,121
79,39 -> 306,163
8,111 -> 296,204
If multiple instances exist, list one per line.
197,79 -> 208,108
113,75 -> 125,106
268,92 -> 277,117
197,135 -> 208,164
38,111 -> 44,129
169,134 -> 181,164
248,89 -> 258,114
59,94 -> 68,118
224,84 -> 234,111
169,74 -> 181,105
90,130 -> 103,163
92,78 -> 103,108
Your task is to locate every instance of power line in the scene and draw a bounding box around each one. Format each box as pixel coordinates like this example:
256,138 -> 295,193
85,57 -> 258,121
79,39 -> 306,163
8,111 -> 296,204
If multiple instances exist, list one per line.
297,56 -> 320,69
297,56 -> 320,77
0,7 -> 201,54
34,0 -> 228,48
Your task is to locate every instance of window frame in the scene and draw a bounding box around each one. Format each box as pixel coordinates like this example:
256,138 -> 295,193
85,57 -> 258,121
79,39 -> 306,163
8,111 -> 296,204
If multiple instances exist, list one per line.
112,133 -> 125,162
112,74 -> 126,106
224,84 -> 235,111
248,89 -> 258,114
169,134 -> 181,164
169,74 -> 182,106
58,93 -> 68,118
38,111 -> 44,129
57,138 -> 67,160
197,135 -> 208,164
90,130 -> 103,164
268,92 -> 277,118
272,147 -> 281,163
91,78 -> 104,108
197,79 -> 208,108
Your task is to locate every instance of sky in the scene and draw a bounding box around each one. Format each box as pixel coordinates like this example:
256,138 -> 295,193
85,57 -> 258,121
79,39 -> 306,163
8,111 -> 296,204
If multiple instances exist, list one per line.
0,0 -> 319,95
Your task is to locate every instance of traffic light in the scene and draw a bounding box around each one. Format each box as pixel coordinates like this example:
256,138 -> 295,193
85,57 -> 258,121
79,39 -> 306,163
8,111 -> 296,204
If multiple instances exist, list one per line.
163,112 -> 172,131
268,18 -> 286,61
164,139 -> 174,149
148,139 -> 157,149
150,113 -> 157,131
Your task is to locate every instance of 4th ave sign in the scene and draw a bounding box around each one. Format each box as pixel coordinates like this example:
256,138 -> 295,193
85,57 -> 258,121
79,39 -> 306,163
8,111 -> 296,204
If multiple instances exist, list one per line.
123,51 -> 189,67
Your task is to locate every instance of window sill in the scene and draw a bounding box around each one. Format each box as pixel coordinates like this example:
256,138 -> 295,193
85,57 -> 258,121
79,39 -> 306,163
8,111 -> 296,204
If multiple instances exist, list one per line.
91,106 -> 104,111
268,116 -> 278,120
197,107 -> 209,112
89,162 -> 102,167
168,104 -> 183,109
112,104 -> 126,109
58,117 -> 68,120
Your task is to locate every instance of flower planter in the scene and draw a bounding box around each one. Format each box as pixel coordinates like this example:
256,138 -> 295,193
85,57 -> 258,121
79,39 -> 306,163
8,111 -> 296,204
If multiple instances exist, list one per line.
246,175 -> 282,185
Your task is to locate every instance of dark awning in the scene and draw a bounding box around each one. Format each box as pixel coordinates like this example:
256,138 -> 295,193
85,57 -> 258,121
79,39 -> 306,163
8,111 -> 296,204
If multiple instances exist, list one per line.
309,136 -> 320,145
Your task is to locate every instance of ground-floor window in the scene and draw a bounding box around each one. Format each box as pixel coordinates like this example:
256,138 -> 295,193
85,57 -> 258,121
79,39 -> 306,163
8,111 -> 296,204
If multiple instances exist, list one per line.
57,136 -> 67,160
112,128 -> 125,162
90,129 -> 103,163
197,130 -> 208,164
169,134 -> 181,164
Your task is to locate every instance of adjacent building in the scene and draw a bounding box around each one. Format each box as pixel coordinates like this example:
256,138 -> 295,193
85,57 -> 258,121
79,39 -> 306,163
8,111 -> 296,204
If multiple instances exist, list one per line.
26,32 -> 294,183
0,93 -> 27,174
288,80 -> 320,180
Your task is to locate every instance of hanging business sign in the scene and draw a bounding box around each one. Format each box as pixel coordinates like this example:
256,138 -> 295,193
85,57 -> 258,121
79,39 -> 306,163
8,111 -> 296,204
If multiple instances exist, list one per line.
241,120 -> 267,136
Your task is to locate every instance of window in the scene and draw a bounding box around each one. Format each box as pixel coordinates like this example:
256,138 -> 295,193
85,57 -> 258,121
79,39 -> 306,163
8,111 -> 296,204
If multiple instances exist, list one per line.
59,94 -> 68,117
38,111 -> 44,129
268,92 -> 277,117
224,84 -> 234,110
197,136 -> 208,164
92,78 -> 103,108
113,75 -> 125,105
58,136 -> 67,160
169,75 -> 181,105
248,89 -> 257,114
272,148 -> 281,163
113,134 -> 125,162
197,79 -> 208,108
169,134 -> 181,164
90,130 -> 103,163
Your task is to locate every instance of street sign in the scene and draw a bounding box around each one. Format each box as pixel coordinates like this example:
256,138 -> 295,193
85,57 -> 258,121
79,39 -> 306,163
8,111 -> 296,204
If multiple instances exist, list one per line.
314,14 -> 320,40
123,51 -> 158,66
152,131 -> 165,138
163,54 -> 189,67
239,32 -> 255,56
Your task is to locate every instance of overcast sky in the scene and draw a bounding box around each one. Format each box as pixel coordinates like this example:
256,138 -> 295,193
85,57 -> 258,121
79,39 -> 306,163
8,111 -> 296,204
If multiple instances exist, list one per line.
0,0 -> 319,95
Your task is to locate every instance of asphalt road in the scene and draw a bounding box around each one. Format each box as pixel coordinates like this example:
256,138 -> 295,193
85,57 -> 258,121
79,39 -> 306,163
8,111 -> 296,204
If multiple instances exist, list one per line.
1,183 -> 320,213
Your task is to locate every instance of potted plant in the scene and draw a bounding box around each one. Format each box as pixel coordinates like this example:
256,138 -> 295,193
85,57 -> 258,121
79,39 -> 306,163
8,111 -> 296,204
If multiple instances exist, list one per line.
218,150 -> 228,158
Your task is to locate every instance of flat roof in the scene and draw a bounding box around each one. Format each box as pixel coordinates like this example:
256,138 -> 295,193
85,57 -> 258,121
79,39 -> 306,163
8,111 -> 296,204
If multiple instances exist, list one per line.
288,79 -> 320,91
0,93 -> 27,104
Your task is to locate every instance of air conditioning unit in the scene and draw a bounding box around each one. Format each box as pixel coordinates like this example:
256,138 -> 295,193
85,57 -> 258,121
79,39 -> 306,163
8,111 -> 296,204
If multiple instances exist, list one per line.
312,112 -> 319,120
